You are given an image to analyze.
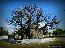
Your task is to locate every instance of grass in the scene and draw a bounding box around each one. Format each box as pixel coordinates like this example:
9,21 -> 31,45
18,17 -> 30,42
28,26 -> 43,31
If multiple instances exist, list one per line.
0,37 -> 65,48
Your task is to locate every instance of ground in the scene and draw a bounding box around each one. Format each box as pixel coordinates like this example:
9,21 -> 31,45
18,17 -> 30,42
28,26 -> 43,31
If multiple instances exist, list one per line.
0,37 -> 65,48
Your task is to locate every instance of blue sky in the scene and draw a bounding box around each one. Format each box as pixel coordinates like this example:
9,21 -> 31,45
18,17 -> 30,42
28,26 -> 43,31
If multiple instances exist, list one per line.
0,0 -> 65,34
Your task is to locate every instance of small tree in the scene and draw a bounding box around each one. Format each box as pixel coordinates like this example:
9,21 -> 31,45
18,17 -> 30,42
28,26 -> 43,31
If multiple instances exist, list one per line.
0,27 -> 8,36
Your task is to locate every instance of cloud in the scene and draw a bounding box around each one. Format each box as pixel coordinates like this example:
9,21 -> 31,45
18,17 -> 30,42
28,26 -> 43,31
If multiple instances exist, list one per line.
0,17 -> 15,34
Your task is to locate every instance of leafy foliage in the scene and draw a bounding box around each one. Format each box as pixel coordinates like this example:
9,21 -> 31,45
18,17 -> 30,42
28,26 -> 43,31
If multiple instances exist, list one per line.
53,28 -> 65,36
0,27 -> 8,36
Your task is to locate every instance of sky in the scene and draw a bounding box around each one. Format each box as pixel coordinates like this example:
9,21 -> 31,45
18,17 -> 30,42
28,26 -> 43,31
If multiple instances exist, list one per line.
0,0 -> 65,34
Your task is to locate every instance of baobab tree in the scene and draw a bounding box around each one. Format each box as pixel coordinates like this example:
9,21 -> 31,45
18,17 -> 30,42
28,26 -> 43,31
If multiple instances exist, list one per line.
9,4 -> 60,39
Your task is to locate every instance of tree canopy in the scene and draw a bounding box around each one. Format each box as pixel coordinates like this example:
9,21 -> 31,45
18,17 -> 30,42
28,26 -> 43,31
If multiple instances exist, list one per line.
9,4 -> 60,39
